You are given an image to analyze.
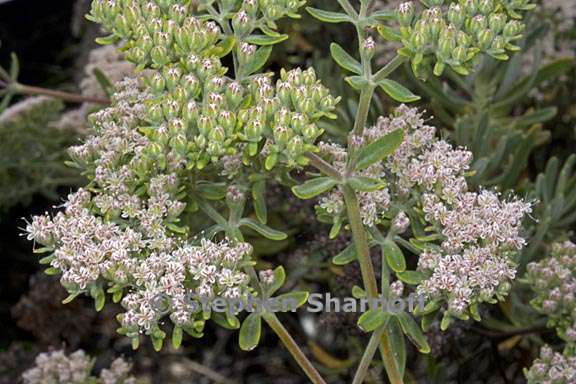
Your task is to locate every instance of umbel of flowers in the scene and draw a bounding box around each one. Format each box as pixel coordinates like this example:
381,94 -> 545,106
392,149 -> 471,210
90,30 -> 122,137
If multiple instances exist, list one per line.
26,0 -> 339,352
317,105 -> 531,324
392,0 -> 534,76
22,349 -> 137,384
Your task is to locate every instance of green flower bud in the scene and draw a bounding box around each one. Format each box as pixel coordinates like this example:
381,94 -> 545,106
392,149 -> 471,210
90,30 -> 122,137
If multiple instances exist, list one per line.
197,116 -> 214,136
149,72 -> 166,93
462,0 -> 478,15
181,74 -> 200,98
452,45 -> 468,62
147,103 -> 164,123
291,113 -> 306,133
126,46 -> 147,64
320,96 -> 336,110
411,30 -> 428,51
139,35 -> 154,54
183,101 -> 199,125
491,35 -> 505,50
114,14 -> 131,37
264,5 -> 282,19
150,45 -> 170,67
447,4 -> 465,28
209,126 -> 226,143
226,81 -> 243,107
477,29 -> 493,50
169,4 -> 187,25
245,119 -> 263,141
168,119 -> 185,135
273,125 -> 293,145
243,0 -> 259,15
277,82 -> 292,105
163,99 -> 181,119
457,30 -> 472,47
218,110 -> 236,132
397,2 -> 415,27
469,15 -> 487,35
163,67 -> 182,90
275,108 -> 291,126
206,76 -> 226,93
143,2 -> 161,20
439,26 -> 457,57
195,134 -> 207,149
478,0 -> 494,14
362,37 -> 376,60
301,98 -> 315,115
286,136 -> 304,156
302,68 -> 317,86
302,124 -> 320,141
488,13 -> 506,33
503,20 -> 523,37
232,10 -> 251,35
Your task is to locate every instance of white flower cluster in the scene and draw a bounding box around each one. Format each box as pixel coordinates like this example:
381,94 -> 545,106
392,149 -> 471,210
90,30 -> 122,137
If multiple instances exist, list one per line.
22,350 -> 92,384
25,78 -> 253,337
525,345 -> 576,384
22,349 -> 136,384
526,241 -> 576,343
318,105 -> 530,316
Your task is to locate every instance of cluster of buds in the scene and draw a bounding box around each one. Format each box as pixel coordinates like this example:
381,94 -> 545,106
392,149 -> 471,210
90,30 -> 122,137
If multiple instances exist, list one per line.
89,0 -> 338,171
395,0 -> 535,76
525,345 -> 576,384
526,241 -> 576,344
22,349 -> 137,384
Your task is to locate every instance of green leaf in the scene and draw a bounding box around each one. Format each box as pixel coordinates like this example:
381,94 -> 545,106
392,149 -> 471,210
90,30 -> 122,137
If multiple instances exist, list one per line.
378,79 -> 421,102
274,291 -> 309,310
267,266 -> 286,296
9,52 -> 20,80
377,25 -> 402,42
395,312 -> 431,353
371,10 -> 396,20
352,285 -> 366,299
332,243 -> 357,265
239,312 -> 262,351
172,326 -> 183,349
239,218 -> 288,241
208,35 -> 236,58
151,331 -> 165,352
382,239 -> 406,273
330,43 -> 362,75
244,46 -> 272,76
347,176 -> 386,192
306,7 -> 351,23
197,182 -> 227,200
292,177 -> 338,199
355,128 -> 404,171
345,75 -> 369,90
92,68 -> 115,97
245,34 -> 288,46
358,309 -> 388,332
397,270 -> 424,285
252,180 -> 267,224
387,317 -> 407,376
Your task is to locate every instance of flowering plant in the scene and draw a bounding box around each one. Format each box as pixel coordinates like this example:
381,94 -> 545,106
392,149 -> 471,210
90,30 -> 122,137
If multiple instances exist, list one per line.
16,0 -> 545,383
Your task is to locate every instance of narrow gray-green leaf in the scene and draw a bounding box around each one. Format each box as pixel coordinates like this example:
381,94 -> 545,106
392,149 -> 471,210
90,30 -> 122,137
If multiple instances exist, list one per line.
252,180 -> 267,223
347,176 -> 386,192
244,46 -> 272,76
274,291 -> 309,310
240,218 -> 287,241
245,34 -> 288,46
379,79 -> 421,102
358,309 -> 388,332
330,43 -> 362,75
382,238 -> 406,273
306,7 -> 351,23
239,312 -> 262,351
332,243 -> 357,265
292,177 -> 338,199
396,311 -> 431,353
397,270 -> 424,285
267,266 -> 286,296
355,128 -> 404,171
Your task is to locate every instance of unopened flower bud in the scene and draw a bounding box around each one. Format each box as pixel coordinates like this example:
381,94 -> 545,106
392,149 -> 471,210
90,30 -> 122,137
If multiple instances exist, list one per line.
447,4 -> 465,28
398,2 -> 415,27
